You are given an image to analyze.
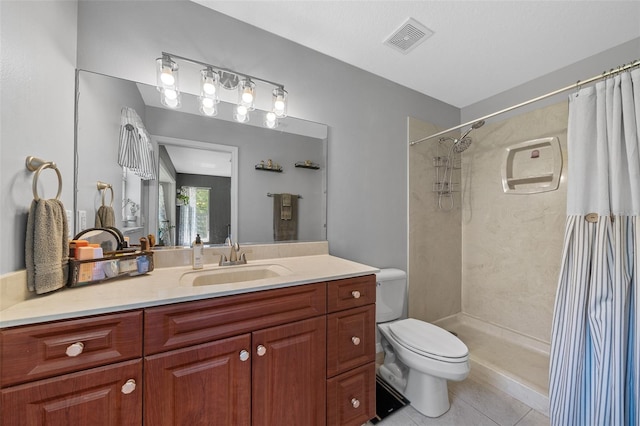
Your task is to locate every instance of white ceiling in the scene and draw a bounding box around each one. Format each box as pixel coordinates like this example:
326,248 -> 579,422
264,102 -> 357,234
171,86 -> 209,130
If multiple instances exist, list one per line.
164,145 -> 232,177
194,1 -> 640,108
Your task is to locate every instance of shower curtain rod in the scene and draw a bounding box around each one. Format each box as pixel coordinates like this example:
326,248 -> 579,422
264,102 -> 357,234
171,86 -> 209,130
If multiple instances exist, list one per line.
409,58 -> 640,146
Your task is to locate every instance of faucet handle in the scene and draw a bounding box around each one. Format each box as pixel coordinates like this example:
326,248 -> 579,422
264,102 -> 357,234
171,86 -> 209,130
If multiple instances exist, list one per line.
219,254 -> 228,266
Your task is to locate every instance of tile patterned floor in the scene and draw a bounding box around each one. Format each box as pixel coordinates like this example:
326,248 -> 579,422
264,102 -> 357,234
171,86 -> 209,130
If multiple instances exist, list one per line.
369,376 -> 549,426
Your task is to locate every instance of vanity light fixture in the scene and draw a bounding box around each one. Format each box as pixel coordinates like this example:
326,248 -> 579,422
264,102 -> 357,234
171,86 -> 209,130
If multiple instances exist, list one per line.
272,87 -> 288,118
234,105 -> 250,123
156,52 -> 288,128
264,111 -> 278,129
199,67 -> 219,117
156,54 -> 181,109
238,78 -> 256,111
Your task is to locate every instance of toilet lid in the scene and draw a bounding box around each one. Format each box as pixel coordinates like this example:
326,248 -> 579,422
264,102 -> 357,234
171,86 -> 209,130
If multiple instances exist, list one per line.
389,318 -> 468,362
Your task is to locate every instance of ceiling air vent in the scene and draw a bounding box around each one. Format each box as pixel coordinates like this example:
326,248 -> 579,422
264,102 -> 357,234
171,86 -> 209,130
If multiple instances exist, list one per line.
384,18 -> 433,54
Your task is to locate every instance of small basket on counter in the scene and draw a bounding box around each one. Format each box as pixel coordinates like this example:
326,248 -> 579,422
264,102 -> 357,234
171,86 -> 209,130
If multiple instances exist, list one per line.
68,250 -> 154,288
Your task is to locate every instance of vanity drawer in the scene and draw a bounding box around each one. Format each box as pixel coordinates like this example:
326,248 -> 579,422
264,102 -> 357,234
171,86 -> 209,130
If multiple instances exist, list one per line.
327,304 -> 376,377
0,311 -> 142,388
144,282 -> 326,355
1,359 -> 142,426
327,362 -> 376,426
327,275 -> 375,313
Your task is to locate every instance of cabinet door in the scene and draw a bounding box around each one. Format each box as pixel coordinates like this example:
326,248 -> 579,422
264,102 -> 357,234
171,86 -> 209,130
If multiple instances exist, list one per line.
1,359 -> 141,426
144,334 -> 251,426
252,316 -> 326,426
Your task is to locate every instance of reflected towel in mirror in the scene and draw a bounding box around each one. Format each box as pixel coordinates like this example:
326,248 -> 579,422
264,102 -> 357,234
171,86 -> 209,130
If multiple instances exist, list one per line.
273,193 -> 298,241
95,205 -> 115,227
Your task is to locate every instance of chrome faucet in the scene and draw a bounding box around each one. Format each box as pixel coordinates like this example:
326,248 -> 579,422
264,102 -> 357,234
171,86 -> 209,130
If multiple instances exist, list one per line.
219,238 -> 247,266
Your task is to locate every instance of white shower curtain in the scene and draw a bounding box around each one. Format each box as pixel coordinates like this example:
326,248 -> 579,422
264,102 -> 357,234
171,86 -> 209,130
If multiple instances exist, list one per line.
549,68 -> 640,425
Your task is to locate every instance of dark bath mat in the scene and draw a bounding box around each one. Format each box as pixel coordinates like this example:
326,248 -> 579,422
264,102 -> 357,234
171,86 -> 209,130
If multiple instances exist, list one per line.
370,375 -> 410,424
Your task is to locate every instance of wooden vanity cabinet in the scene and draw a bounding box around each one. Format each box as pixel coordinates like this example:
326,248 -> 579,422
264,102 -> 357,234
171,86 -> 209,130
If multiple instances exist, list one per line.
0,274 -> 376,426
0,311 -> 143,426
143,283 -> 327,426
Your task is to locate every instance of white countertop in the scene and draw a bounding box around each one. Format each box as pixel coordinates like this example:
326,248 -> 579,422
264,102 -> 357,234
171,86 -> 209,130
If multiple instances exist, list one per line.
0,254 -> 378,328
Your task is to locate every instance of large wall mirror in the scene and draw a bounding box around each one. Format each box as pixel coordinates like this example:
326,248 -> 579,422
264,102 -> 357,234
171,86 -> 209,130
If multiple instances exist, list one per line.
75,70 -> 327,246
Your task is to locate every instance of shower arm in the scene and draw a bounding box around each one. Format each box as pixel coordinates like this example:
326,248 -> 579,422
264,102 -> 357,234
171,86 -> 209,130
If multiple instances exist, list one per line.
409,58 -> 640,146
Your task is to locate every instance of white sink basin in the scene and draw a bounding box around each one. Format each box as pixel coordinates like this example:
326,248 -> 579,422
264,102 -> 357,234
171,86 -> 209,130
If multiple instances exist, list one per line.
180,264 -> 293,287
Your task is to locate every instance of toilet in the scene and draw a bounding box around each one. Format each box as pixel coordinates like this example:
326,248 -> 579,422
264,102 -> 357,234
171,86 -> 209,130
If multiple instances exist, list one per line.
375,268 -> 470,418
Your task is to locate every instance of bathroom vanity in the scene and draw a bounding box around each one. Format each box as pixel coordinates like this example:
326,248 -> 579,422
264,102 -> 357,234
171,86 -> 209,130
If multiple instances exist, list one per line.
0,250 -> 377,426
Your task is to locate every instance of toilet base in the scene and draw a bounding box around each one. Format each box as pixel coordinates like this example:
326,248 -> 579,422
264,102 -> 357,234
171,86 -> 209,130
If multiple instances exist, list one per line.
378,364 -> 407,394
405,369 -> 450,418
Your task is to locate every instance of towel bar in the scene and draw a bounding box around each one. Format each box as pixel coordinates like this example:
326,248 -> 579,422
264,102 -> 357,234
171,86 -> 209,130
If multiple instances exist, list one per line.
26,156 -> 62,201
267,192 -> 302,199
97,181 -> 114,207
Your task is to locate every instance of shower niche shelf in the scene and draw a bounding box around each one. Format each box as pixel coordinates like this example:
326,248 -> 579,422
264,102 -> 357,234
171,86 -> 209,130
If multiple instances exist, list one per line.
501,137 -> 562,194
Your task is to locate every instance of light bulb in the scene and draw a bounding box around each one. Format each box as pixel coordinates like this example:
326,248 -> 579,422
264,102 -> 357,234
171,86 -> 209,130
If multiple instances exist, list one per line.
201,97 -> 215,108
201,105 -> 217,116
274,99 -> 285,111
160,69 -> 175,86
242,89 -> 254,104
164,89 -> 178,100
237,105 -> 248,115
164,96 -> 179,108
264,112 -> 278,129
203,81 -> 216,95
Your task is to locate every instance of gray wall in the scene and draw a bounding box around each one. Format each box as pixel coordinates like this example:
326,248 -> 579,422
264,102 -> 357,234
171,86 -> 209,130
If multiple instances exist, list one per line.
1,1 -> 77,274
75,1 -> 460,271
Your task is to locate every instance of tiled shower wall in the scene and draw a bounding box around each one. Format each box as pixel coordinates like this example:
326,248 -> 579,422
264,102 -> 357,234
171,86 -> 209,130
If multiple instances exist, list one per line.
409,100 -> 569,343
461,101 -> 568,343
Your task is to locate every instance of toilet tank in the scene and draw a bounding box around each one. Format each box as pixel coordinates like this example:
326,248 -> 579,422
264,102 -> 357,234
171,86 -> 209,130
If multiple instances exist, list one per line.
375,268 -> 407,323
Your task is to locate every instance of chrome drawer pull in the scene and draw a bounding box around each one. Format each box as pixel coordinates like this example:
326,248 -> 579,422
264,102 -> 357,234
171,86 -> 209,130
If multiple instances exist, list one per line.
256,345 -> 267,356
351,336 -> 361,346
351,398 -> 360,409
121,379 -> 136,394
351,290 -> 361,299
239,350 -> 250,362
65,342 -> 84,357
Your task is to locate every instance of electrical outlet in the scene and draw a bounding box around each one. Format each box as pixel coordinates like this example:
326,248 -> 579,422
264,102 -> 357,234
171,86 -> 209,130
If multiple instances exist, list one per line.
77,210 -> 87,231
65,210 -> 73,239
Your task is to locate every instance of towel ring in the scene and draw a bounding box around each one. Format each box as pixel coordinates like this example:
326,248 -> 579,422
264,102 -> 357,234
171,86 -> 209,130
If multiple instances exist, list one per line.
26,156 -> 62,201
97,181 -> 114,207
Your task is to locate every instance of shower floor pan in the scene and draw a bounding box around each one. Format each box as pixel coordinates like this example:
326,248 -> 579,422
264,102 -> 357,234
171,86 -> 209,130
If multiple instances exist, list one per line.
434,313 -> 550,416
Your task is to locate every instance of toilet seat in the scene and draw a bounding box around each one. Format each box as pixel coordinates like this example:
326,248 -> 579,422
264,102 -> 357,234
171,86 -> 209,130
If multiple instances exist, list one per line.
388,318 -> 468,363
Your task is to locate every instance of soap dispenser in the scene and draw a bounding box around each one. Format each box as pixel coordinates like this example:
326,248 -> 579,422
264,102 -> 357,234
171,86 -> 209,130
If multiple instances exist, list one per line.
192,234 -> 204,270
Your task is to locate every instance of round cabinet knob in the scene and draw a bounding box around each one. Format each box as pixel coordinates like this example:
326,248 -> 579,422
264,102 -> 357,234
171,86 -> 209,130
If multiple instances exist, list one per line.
239,350 -> 250,362
351,336 -> 361,346
256,345 -> 267,356
351,398 -> 360,409
121,379 -> 136,394
65,342 -> 84,357
351,290 -> 361,299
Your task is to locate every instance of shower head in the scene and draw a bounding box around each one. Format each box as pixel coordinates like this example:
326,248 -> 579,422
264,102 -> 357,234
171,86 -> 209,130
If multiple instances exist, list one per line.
459,120 -> 485,141
453,137 -> 472,153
